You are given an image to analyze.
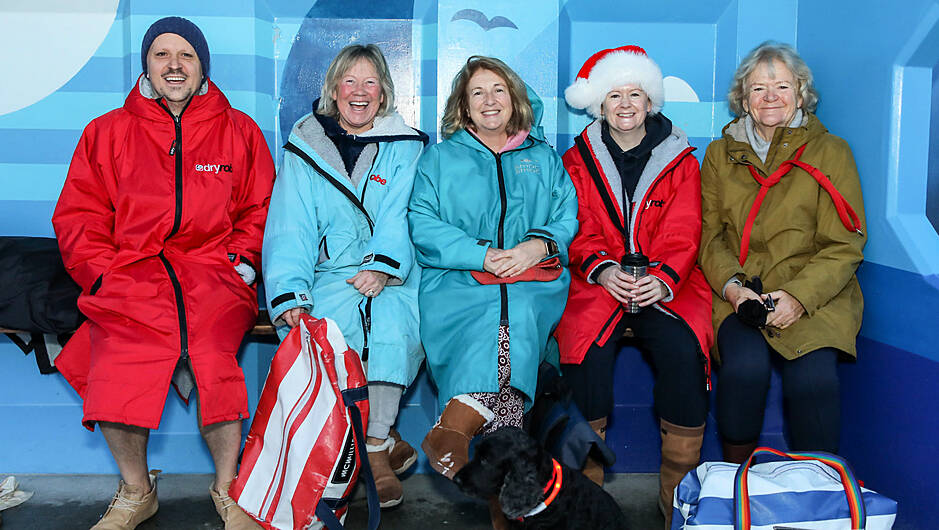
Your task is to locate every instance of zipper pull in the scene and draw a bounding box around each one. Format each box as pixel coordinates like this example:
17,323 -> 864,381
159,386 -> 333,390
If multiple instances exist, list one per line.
168,141 -> 176,156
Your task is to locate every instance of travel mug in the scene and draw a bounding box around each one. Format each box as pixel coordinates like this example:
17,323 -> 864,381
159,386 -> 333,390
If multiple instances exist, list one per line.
620,252 -> 649,314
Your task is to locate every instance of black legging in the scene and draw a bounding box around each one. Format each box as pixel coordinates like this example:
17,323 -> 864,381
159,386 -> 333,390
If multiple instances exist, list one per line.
716,313 -> 841,453
561,308 -> 708,427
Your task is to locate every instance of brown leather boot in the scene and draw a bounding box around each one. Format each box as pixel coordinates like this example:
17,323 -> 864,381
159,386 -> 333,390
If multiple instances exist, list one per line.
659,420 -> 704,529
91,471 -> 159,530
582,417 -> 607,486
722,440 -> 758,464
422,395 -> 493,478
210,481 -> 261,529
367,438 -> 404,508
387,428 -> 418,475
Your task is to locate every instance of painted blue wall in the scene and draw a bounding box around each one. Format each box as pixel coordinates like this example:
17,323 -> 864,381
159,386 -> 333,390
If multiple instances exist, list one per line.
794,3 -> 939,526
2,0 -> 938,527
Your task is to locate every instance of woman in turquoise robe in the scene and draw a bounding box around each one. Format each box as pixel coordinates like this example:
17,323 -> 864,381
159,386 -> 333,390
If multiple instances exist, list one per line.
409,56 -> 578,484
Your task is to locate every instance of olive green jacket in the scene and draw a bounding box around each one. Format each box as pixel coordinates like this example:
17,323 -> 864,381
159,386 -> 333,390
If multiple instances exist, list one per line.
699,113 -> 866,360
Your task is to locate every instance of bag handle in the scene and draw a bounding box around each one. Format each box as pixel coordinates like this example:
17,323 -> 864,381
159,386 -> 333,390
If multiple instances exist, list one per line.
314,386 -> 379,530
733,447 -> 866,530
345,386 -> 380,530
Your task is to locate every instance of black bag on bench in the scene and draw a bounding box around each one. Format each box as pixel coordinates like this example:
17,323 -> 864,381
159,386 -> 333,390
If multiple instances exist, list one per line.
0,236 -> 83,334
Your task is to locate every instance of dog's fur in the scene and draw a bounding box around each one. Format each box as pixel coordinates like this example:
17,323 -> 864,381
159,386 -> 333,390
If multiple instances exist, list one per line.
453,427 -> 628,529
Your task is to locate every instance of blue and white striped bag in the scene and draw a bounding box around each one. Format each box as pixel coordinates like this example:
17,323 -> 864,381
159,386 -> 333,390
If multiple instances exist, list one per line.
672,448 -> 897,529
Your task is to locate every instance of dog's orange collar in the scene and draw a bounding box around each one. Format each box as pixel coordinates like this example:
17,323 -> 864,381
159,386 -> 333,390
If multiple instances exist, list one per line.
542,458 -> 562,504
518,458 -> 563,520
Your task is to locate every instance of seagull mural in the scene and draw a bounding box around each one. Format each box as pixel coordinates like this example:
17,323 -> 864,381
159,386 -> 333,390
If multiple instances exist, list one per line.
450,9 -> 518,31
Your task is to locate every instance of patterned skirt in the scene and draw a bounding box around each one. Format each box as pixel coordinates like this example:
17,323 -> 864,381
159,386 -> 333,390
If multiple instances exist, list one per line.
469,325 -> 524,434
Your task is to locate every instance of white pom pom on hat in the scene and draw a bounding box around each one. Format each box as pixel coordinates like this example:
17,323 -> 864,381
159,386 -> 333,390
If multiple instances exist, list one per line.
565,45 -> 664,119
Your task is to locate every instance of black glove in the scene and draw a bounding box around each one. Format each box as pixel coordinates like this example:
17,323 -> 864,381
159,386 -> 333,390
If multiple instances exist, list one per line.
737,277 -> 768,328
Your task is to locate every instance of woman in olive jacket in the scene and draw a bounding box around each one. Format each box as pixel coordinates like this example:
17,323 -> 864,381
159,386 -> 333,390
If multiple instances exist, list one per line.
699,42 -> 866,461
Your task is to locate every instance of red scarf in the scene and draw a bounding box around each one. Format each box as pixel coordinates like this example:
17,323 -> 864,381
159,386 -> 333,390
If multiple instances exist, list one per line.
738,144 -> 863,266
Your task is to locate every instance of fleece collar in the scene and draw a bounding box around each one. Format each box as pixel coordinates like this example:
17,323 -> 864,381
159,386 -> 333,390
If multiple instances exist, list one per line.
290,112 -> 373,188
582,116 -> 691,246
138,72 -> 208,99
124,73 -> 227,124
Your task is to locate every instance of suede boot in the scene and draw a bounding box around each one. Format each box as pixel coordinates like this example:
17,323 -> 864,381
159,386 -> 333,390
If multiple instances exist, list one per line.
582,417 -> 607,486
722,439 -> 758,465
421,395 -> 494,478
388,428 -> 418,475
659,420 -> 705,529
91,471 -> 159,530
210,481 -> 261,529
367,438 -> 404,508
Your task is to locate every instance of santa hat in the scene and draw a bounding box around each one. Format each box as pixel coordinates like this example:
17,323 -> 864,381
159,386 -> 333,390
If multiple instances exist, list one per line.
565,45 -> 664,118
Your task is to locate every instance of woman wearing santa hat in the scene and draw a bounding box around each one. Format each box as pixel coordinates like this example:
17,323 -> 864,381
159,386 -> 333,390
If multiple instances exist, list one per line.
553,45 -> 713,526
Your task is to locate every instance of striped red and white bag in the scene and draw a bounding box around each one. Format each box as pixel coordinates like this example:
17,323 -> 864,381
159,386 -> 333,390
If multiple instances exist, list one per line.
230,315 -> 379,530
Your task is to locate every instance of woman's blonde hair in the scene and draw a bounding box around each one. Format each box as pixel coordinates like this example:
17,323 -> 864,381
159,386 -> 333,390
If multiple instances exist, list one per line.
317,44 -> 395,119
440,56 -> 533,139
727,41 -> 819,117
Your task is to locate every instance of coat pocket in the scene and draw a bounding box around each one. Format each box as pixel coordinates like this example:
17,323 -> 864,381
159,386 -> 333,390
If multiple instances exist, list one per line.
317,235 -> 330,265
316,233 -> 360,269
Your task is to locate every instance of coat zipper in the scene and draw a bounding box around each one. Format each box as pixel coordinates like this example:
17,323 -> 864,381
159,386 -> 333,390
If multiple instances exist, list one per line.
495,153 -> 509,325
158,100 -> 191,361
159,251 -> 189,359
468,133 -> 530,328
284,142 -> 374,234
358,297 -> 372,361
359,146 -> 380,204
657,303 -> 711,391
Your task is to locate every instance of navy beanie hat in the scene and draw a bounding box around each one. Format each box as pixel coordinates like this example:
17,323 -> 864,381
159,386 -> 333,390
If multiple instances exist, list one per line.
141,16 -> 210,78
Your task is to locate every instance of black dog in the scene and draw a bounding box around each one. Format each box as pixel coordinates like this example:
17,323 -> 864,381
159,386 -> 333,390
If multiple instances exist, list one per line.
454,427 -> 628,529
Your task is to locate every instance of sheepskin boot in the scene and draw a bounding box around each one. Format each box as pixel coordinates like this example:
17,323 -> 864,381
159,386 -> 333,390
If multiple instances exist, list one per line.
367,438 -> 404,508
722,439 -> 758,465
582,417 -> 608,486
91,471 -> 159,530
659,420 -> 704,529
387,428 -> 418,475
210,481 -> 261,529
422,394 -> 494,478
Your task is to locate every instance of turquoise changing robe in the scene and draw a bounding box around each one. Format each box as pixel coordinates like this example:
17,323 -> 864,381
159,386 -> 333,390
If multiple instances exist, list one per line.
408,91 -> 578,409
263,111 -> 427,387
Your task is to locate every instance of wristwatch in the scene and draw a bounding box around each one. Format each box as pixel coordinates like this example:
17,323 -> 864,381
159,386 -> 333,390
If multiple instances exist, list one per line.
543,239 -> 558,256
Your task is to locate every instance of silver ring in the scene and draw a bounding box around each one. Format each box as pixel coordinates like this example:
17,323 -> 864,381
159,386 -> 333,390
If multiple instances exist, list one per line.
366,289 -> 375,297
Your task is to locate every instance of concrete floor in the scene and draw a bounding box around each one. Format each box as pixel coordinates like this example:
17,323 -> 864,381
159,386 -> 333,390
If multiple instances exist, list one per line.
0,473 -> 664,529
